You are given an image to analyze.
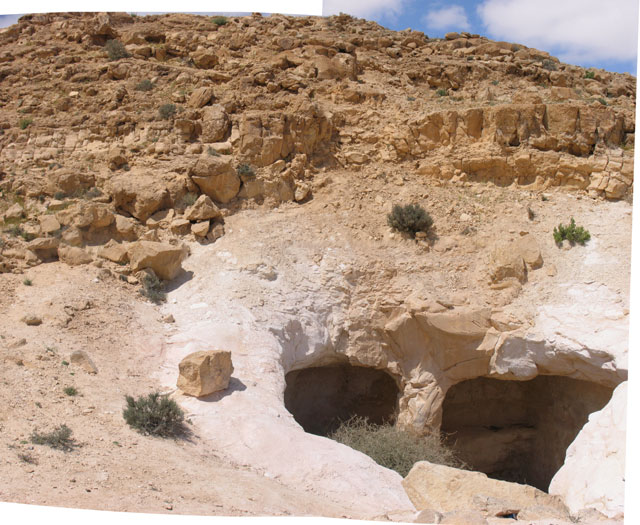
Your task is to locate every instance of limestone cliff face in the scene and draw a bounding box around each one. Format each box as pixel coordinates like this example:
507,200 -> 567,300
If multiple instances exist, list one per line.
0,11 -> 636,276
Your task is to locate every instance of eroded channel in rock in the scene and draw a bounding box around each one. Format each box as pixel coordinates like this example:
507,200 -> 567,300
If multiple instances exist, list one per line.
441,376 -> 614,491
284,364 -> 399,436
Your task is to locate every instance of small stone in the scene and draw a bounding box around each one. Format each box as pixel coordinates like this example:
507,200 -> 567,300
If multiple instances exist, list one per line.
162,314 -> 175,323
21,315 -> 42,326
70,350 -> 98,374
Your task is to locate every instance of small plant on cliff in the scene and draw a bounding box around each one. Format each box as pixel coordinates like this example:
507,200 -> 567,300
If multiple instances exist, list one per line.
19,118 -> 33,130
541,58 -> 558,71
436,88 -> 448,97
140,273 -> 166,304
584,70 -> 595,79
553,217 -> 591,245
135,79 -> 153,92
237,164 -> 255,178
105,39 -> 130,61
211,16 -> 228,26
31,424 -> 77,451
387,204 -> 433,238
158,103 -> 177,120
329,417 -> 465,477
123,393 -> 185,437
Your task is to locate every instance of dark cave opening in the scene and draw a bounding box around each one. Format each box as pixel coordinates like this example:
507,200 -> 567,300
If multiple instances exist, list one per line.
441,375 -> 614,491
284,364 -> 399,437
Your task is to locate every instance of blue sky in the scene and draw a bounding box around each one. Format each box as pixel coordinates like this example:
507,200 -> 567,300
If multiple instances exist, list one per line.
1,1 -> 638,74
323,0 -> 639,75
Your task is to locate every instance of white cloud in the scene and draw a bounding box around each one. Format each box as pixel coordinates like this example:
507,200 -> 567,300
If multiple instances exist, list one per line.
323,0 -> 406,20
423,5 -> 470,32
477,0 -> 638,63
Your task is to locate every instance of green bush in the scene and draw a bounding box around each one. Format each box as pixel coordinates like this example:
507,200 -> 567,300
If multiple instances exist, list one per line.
23,278 -> 32,286
19,118 -> 33,130
541,59 -> 558,71
584,70 -> 595,79
553,217 -> 591,245
329,417 -> 465,477
387,204 -> 433,238
158,103 -> 177,119
123,392 -> 185,437
140,274 -> 166,304
180,192 -> 198,208
105,39 -> 130,61
64,386 -> 78,396
436,88 -> 448,97
31,424 -> 77,451
135,79 -> 153,92
237,164 -> 255,177
211,16 -> 228,26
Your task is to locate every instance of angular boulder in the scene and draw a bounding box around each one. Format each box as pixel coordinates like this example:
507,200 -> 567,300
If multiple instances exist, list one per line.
177,350 -> 233,397
488,242 -> 527,284
183,194 -> 221,221
403,462 -> 569,520
128,241 -> 186,280
200,104 -> 230,143
190,156 -> 240,203
58,245 -> 93,266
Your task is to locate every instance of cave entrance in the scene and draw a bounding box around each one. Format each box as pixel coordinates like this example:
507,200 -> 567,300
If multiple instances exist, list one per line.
441,376 -> 614,491
284,364 -> 399,437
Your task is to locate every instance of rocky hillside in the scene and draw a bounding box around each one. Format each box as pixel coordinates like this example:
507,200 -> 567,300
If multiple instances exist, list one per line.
0,11 -> 636,277
0,11 -> 633,523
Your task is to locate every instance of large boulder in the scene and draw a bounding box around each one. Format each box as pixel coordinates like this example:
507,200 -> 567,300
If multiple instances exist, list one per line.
58,245 -> 93,266
187,86 -> 213,108
549,382 -> 626,519
184,195 -> 221,221
403,461 -> 570,520
128,241 -> 186,280
190,156 -> 240,203
177,350 -> 233,397
200,104 -> 230,143
107,171 -> 170,222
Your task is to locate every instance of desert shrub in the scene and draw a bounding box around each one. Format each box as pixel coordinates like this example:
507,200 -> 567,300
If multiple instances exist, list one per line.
553,217 -> 591,245
541,59 -> 558,71
135,79 -> 153,92
436,88 -> 448,97
19,118 -> 33,130
237,164 -> 255,177
387,204 -> 433,237
180,192 -> 198,208
31,424 -> 77,451
23,278 -> 32,286
123,392 -> 185,437
105,39 -> 130,61
140,273 -> 166,304
211,16 -> 228,26
597,97 -> 608,106
584,70 -> 595,79
64,386 -> 78,396
329,417 -> 465,477
5,224 -> 35,241
158,103 -> 177,119
207,146 -> 221,157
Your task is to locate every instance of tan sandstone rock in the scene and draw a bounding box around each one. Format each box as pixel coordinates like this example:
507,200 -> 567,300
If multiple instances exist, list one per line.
190,156 -> 241,203
183,195 -> 221,221
128,241 -> 186,280
403,461 -> 569,519
177,350 -> 234,397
